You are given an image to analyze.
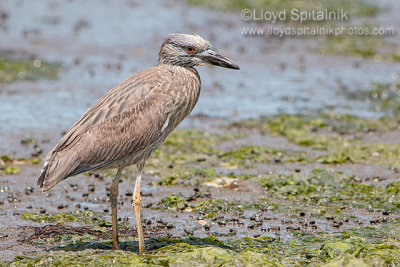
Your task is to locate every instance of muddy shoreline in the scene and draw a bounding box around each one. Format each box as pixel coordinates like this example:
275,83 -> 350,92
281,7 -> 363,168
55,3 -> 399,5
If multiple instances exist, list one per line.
1,0 -> 399,265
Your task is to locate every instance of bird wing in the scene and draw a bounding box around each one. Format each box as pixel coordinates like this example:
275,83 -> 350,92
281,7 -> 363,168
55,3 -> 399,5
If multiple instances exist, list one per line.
38,67 -> 176,190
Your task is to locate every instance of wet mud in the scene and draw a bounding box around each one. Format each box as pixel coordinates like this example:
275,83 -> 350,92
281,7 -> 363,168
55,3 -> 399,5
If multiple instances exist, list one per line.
0,0 -> 399,265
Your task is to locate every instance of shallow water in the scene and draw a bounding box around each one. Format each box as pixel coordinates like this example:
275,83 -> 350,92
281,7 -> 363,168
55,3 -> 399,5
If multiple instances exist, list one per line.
1,0 -> 399,136
0,0 -> 400,264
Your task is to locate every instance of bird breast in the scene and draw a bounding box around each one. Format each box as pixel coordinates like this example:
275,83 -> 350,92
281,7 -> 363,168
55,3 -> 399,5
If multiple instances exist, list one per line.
160,65 -> 201,131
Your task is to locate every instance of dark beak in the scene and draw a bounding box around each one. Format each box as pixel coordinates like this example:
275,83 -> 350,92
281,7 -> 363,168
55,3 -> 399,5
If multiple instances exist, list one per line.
201,50 -> 240,70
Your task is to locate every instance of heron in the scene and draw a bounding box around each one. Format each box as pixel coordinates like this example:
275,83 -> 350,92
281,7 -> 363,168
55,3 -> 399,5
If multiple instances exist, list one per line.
37,33 -> 239,255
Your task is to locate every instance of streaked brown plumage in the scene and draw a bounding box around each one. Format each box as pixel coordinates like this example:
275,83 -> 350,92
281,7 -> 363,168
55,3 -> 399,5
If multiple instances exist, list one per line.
37,33 -> 239,254
38,66 -> 201,190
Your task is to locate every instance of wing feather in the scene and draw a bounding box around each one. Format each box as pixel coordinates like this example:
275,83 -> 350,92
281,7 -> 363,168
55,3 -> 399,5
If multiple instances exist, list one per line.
38,67 -> 176,190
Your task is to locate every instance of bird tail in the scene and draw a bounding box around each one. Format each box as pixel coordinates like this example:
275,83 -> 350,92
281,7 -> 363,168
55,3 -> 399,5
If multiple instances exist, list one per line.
37,164 -> 50,190
37,151 -> 80,191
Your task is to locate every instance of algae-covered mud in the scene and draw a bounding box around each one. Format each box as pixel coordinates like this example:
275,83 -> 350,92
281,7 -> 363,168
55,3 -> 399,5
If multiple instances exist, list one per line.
1,0 -> 400,266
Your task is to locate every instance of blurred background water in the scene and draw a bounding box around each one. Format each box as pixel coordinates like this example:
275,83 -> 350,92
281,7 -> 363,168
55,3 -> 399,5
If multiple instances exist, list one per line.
0,0 -> 399,137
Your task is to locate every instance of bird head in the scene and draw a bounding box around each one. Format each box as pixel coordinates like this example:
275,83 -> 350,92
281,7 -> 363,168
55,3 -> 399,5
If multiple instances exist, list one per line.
158,33 -> 240,70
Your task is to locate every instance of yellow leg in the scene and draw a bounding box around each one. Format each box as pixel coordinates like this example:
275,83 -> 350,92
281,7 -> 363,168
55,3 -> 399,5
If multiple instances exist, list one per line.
110,168 -> 123,250
133,162 -> 145,255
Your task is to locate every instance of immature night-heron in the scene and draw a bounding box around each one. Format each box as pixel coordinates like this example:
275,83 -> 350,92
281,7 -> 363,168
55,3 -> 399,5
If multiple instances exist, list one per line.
37,33 -> 239,254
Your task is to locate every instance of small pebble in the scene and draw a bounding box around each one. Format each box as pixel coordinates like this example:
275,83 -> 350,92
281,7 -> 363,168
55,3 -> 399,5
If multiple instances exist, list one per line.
184,228 -> 194,235
332,221 -> 343,228
156,218 -> 167,225
25,186 -> 34,195
88,184 -> 95,192
141,191 -> 152,197
203,192 -> 211,198
70,184 -> 78,191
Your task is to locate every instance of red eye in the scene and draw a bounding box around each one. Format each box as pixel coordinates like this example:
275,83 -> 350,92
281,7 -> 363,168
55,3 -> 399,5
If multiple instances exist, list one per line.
185,46 -> 196,54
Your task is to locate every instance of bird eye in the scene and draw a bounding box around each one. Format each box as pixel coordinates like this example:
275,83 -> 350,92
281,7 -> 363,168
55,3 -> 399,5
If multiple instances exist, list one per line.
185,46 -> 196,54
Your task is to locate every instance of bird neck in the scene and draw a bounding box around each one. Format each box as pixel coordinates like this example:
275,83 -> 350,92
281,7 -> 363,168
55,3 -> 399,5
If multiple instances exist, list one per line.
157,62 -> 196,73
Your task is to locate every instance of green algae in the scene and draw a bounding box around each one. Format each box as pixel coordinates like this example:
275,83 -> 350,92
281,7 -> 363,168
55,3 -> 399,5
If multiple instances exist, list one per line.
138,116 -> 400,172
0,155 -> 12,162
5,114 -> 399,266
6,224 -> 400,266
195,199 -> 245,213
159,130 -> 233,156
220,145 -> 308,168
20,211 -> 109,226
316,226 -> 400,265
0,56 -> 59,84
153,166 -> 400,218
1,166 -> 21,175
1,155 -> 42,168
155,167 -> 218,186
252,167 -> 400,216
154,195 -> 244,214
146,130 -> 237,175
319,34 -> 400,61
342,82 -> 400,118
155,195 -> 189,211
229,113 -> 400,167
387,181 -> 400,195
363,82 -> 400,116
323,254 -> 368,267
230,113 -> 397,140
44,234 -> 102,246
